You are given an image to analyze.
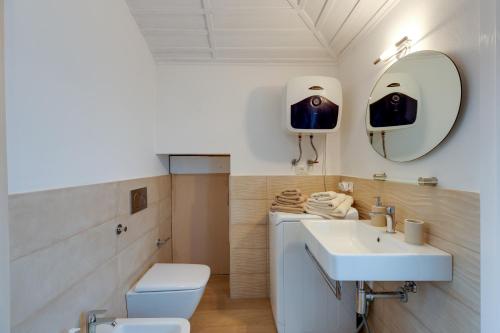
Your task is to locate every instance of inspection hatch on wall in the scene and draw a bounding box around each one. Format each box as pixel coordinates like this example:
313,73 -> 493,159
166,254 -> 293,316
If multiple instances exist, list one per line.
125,0 -> 399,63
170,155 -> 230,275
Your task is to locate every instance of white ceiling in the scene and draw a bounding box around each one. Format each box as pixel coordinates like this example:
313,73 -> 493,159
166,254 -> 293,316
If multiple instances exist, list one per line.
125,0 -> 399,64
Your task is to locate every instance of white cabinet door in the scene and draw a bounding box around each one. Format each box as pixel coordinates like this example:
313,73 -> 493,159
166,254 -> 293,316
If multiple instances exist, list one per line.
283,222 -> 355,333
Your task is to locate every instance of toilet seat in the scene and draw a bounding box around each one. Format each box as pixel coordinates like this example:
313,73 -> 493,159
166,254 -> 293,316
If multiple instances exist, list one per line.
134,263 -> 210,292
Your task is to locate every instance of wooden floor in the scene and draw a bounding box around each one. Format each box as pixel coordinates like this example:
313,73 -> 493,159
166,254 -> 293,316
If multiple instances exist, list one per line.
190,275 -> 278,333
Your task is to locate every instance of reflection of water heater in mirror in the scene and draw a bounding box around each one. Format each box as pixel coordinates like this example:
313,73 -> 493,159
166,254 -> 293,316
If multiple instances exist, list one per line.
286,76 -> 342,133
367,73 -> 420,132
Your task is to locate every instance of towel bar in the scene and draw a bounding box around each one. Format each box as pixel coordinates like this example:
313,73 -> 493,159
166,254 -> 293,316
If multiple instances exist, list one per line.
305,244 -> 342,300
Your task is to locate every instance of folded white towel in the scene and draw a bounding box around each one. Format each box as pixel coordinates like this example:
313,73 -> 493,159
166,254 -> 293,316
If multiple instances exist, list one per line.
305,194 -> 354,218
307,193 -> 346,208
309,191 -> 338,201
332,196 -> 354,217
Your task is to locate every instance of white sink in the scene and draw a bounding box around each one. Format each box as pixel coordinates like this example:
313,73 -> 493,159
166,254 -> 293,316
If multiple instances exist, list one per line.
95,318 -> 190,333
301,219 -> 452,282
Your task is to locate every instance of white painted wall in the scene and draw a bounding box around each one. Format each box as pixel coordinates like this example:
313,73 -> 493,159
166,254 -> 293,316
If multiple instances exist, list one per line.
0,0 -> 10,330
156,64 -> 341,176
338,0 -> 480,191
5,0 -> 169,194
480,0 -> 500,331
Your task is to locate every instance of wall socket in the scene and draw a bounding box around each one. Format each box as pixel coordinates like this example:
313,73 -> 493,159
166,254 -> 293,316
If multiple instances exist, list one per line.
294,164 -> 309,175
338,181 -> 354,193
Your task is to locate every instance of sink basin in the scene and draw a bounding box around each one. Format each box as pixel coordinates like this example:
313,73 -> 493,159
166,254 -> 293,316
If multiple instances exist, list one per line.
95,318 -> 190,333
301,219 -> 452,282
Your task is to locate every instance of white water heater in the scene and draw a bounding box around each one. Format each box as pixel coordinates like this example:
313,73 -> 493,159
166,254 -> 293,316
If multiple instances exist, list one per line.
286,76 -> 342,134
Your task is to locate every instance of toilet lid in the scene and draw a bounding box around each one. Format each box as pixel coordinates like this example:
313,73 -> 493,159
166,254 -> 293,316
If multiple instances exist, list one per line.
134,264 -> 211,292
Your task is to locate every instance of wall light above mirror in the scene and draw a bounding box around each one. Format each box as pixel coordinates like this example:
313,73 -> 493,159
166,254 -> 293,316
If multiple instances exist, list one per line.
366,50 -> 462,162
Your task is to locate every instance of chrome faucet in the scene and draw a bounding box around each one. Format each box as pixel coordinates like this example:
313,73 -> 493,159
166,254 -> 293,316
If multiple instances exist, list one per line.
87,310 -> 117,333
385,206 -> 396,233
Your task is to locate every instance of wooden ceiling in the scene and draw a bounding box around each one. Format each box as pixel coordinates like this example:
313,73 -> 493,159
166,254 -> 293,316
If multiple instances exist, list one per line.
125,0 -> 399,64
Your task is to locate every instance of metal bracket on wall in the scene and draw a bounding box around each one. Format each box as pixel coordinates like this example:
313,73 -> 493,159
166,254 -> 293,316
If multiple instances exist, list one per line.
373,173 -> 387,181
418,177 -> 438,186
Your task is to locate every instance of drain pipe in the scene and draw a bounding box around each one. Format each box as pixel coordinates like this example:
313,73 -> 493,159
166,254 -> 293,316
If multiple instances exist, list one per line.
356,281 -> 417,315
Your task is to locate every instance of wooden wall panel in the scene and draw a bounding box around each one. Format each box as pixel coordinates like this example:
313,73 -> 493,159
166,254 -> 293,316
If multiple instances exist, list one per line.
172,174 -> 229,275
343,176 -> 480,333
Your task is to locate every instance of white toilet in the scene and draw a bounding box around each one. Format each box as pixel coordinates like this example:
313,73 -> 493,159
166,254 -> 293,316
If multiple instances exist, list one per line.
126,263 -> 210,319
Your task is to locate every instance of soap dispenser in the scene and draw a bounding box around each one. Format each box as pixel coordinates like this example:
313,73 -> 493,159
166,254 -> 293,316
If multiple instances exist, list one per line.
370,196 -> 387,227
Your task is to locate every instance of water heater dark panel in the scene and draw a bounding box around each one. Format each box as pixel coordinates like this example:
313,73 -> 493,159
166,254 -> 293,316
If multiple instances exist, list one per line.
290,95 -> 339,130
369,93 -> 418,128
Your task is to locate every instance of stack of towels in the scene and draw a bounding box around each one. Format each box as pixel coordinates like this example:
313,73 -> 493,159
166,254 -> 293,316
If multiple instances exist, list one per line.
270,189 -> 307,214
305,191 -> 354,218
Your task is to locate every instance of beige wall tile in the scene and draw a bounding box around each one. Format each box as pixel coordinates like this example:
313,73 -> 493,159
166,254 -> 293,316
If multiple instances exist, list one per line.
157,175 -> 171,201
159,215 -> 172,240
325,175 -> 341,191
116,203 -> 159,252
267,175 -> 328,199
341,176 -> 480,333
9,182 -> 118,260
230,176 -> 267,200
428,234 -> 480,311
230,248 -> 267,274
12,257 -> 119,333
158,239 -> 173,263
230,200 -> 268,225
117,226 -> 159,286
382,281 -> 479,333
10,219 -> 117,326
9,175 -> 169,333
382,300 -> 432,333
230,225 -> 267,249
230,274 -> 268,299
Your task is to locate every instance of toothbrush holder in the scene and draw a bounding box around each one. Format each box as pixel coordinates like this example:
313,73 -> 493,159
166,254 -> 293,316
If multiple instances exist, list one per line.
404,219 -> 425,245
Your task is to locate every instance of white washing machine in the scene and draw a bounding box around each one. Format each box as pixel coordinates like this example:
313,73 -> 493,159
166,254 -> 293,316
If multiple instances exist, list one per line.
269,209 -> 358,333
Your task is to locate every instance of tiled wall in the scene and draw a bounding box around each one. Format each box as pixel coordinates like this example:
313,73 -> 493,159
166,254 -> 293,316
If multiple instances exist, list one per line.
9,175 -> 172,333
229,175 -> 340,298
341,176 -> 480,333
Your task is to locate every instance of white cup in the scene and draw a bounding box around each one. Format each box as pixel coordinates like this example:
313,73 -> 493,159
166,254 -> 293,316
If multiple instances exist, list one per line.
404,219 -> 425,245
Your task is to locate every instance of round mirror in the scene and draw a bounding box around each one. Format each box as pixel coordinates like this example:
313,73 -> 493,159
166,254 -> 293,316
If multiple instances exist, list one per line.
366,50 -> 462,162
